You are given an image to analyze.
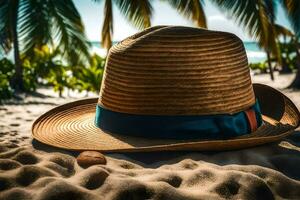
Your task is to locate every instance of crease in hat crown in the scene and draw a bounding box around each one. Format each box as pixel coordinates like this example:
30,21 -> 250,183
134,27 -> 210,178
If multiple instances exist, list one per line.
99,25 -> 255,115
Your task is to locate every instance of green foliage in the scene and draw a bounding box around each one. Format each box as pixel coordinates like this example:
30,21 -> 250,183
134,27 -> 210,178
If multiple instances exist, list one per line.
0,45 -> 105,99
22,46 -> 61,92
0,58 -> 14,99
46,64 -> 72,96
72,54 -> 105,93
278,41 -> 298,71
249,62 -> 268,73
0,73 -> 13,100
0,0 -> 91,92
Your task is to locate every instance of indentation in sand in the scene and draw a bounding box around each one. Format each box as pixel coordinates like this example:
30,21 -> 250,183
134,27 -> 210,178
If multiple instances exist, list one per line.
0,177 -> 13,191
0,188 -> 32,200
16,165 -> 54,186
37,180 -> 95,200
75,166 -> 109,190
46,154 -> 75,177
12,150 -> 39,165
0,159 -> 21,170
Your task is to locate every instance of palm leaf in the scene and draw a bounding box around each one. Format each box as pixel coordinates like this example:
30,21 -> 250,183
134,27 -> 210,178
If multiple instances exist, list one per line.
98,0 -> 153,49
165,0 -> 207,28
18,0 -> 52,54
48,0 -> 91,65
274,23 -> 294,38
0,0 -> 14,53
18,0 -> 90,65
211,0 -> 279,57
280,0 -> 300,37
115,0 -> 153,29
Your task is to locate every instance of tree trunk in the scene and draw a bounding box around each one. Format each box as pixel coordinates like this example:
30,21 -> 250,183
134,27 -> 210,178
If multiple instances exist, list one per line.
266,51 -> 274,81
280,42 -> 292,74
288,41 -> 300,89
289,65 -> 300,89
10,0 -> 24,92
280,57 -> 292,73
59,89 -> 63,98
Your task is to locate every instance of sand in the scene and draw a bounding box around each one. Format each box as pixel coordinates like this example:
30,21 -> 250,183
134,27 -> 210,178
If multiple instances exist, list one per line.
0,73 -> 300,200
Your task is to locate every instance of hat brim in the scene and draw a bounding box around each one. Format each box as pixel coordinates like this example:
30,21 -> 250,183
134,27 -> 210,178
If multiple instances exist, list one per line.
32,84 -> 300,152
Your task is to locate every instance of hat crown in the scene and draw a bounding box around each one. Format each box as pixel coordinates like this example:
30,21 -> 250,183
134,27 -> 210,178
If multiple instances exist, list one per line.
99,26 -> 255,115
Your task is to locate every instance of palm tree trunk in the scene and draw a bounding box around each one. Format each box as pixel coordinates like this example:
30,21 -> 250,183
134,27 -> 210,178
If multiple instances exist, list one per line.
266,51 -> 274,81
10,0 -> 24,92
279,41 -> 292,74
12,28 -> 24,92
288,41 -> 300,89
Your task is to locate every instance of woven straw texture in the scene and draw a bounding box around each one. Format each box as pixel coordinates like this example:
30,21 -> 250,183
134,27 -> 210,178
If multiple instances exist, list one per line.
32,84 -> 299,152
99,26 -> 255,115
32,26 -> 300,152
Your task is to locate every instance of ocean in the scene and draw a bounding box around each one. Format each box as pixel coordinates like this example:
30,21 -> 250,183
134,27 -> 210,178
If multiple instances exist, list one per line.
243,42 -> 266,63
1,42 -> 266,64
91,41 -> 267,64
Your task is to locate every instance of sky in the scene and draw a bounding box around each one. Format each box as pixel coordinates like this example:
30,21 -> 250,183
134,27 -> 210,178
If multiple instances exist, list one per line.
73,0 -> 291,42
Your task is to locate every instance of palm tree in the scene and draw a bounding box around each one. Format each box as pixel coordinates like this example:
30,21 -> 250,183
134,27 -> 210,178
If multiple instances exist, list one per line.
280,0 -> 300,88
0,0 -> 90,92
96,0 -> 207,49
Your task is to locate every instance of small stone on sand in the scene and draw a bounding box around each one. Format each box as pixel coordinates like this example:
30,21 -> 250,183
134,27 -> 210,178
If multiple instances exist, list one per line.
76,151 -> 107,168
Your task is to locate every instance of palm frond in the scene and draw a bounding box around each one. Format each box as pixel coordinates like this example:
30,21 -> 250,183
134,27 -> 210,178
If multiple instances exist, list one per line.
274,23 -> 294,38
102,0 -> 113,49
211,0 -> 278,56
281,0 -> 300,37
0,0 -> 14,53
2,0 -> 90,65
47,0 -> 91,65
164,0 -> 207,28
115,0 -> 153,29
18,0 -> 52,54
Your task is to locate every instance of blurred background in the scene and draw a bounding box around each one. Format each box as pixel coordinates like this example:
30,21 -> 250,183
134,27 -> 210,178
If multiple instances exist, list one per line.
0,0 -> 299,100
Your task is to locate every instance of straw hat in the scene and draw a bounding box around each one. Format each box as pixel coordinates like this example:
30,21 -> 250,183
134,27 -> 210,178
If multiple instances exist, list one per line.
32,26 -> 300,152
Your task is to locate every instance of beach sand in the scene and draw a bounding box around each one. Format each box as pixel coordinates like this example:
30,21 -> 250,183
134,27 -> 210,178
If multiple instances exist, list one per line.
0,73 -> 300,200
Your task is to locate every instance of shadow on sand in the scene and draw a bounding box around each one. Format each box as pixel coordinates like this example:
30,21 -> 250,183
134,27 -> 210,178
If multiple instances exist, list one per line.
32,131 -> 300,180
